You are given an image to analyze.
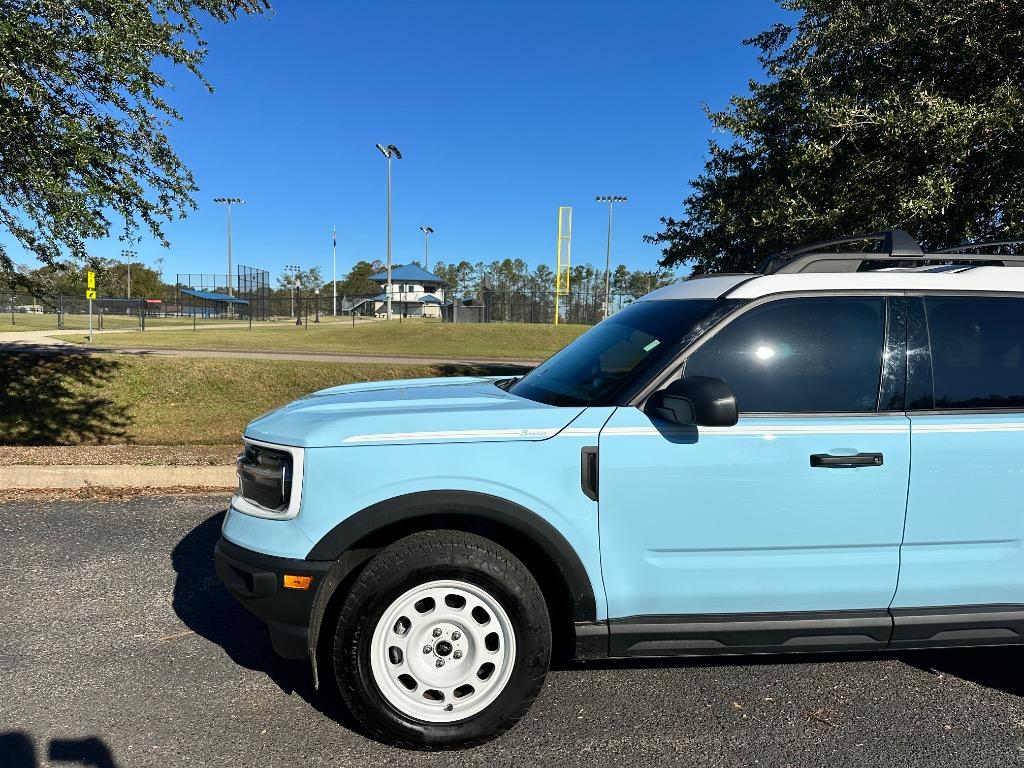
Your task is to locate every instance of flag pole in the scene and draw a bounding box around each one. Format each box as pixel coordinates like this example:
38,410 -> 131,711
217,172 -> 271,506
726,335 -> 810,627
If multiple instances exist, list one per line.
332,225 -> 337,317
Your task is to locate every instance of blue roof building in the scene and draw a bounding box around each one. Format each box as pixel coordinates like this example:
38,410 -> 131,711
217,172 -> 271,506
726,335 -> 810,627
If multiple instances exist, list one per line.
354,264 -> 447,318
368,264 -> 446,285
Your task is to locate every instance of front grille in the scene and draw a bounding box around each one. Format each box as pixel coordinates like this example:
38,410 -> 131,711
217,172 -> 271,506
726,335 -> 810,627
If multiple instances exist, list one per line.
237,443 -> 293,512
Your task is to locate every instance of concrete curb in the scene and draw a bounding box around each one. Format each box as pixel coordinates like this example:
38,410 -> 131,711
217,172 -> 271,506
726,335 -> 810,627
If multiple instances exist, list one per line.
2,464 -> 236,489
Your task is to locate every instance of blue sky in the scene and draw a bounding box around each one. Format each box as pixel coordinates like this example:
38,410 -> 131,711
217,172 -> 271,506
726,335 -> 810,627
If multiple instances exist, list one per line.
5,0 -> 794,282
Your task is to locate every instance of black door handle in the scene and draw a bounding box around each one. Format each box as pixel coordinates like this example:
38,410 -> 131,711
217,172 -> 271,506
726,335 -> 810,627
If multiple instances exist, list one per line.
810,452 -> 883,468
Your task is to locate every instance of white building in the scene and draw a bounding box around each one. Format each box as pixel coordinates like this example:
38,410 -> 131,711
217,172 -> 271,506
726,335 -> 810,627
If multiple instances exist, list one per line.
360,264 -> 448,318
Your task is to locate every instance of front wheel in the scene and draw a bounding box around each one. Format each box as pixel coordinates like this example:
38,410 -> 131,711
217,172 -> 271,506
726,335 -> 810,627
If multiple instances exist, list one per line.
333,530 -> 551,748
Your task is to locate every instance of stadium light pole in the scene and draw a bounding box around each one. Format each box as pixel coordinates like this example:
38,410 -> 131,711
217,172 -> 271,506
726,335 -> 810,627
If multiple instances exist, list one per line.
595,195 -> 627,317
213,197 -> 244,296
419,226 -> 434,270
285,263 -> 300,318
376,144 -> 402,320
120,249 -> 136,301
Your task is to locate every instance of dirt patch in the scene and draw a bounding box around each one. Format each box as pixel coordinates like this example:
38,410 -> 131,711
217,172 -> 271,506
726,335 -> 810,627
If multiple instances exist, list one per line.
5,486 -> 233,502
0,444 -> 238,466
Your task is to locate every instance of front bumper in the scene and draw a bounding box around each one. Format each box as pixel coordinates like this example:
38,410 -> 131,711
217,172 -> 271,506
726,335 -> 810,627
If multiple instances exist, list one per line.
214,537 -> 331,659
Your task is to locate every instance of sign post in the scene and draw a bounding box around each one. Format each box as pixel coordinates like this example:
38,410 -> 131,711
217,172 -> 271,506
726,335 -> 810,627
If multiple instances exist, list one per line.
86,271 -> 96,341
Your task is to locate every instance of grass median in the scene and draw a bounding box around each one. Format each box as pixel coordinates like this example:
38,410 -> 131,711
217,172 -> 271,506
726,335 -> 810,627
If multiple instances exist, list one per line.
1,353 -> 529,446
54,319 -> 588,359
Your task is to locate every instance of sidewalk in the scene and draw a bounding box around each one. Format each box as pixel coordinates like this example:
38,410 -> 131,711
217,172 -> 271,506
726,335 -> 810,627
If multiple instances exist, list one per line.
1,464 -> 236,489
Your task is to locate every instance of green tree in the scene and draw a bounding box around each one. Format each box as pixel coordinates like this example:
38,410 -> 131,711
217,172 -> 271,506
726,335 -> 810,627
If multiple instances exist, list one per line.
648,0 -> 1024,273
531,264 -> 553,292
108,261 -> 166,298
0,0 -> 270,277
25,255 -> 168,298
24,263 -> 81,295
277,267 -> 321,293
304,266 -> 325,291
336,260 -> 384,296
433,260 -> 475,296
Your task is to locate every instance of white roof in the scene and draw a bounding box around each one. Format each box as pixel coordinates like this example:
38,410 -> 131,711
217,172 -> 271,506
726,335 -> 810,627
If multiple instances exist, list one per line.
640,267 -> 1024,302
640,274 -> 754,300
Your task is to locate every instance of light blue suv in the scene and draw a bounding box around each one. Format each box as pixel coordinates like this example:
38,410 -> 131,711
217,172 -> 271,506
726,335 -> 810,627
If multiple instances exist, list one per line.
216,231 -> 1024,747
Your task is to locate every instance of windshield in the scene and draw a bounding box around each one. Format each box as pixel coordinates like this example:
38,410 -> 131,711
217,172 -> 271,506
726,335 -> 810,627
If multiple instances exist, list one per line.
509,299 -> 723,406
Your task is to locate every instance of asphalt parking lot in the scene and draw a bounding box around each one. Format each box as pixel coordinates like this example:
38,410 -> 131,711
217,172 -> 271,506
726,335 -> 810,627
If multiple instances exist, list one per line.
3,495 -> 1024,767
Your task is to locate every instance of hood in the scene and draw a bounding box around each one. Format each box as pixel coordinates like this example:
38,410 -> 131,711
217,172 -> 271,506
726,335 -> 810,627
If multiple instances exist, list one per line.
244,376 -> 585,448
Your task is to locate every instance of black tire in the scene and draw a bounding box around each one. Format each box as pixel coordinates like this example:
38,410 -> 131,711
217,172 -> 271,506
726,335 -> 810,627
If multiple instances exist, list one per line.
333,530 -> 551,748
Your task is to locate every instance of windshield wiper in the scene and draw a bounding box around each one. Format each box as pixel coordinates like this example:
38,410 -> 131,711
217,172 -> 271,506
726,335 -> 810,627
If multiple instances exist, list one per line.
492,376 -> 521,391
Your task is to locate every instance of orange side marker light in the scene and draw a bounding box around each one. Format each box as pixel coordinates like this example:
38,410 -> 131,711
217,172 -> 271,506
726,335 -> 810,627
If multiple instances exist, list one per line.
283,574 -> 313,590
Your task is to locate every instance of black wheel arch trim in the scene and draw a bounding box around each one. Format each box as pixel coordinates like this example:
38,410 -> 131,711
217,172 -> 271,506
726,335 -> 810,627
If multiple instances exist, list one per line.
304,490 -> 601,685
305,490 -> 598,620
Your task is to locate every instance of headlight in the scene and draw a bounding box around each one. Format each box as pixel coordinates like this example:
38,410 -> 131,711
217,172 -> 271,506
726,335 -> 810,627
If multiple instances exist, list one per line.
232,439 -> 304,520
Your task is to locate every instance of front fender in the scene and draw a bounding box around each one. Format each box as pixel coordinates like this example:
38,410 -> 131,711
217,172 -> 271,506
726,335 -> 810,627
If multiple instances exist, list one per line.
295,439 -> 605,613
296,421 -> 615,681
306,489 -> 597,620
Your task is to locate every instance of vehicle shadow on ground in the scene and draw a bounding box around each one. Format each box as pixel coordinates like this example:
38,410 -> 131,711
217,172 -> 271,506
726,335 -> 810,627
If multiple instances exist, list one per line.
0,344 -> 538,371
901,646 -> 1024,696
170,511 -> 368,737
0,351 -> 131,444
563,642 -> 1024,697
173,512 -> 1024,747
0,731 -> 121,768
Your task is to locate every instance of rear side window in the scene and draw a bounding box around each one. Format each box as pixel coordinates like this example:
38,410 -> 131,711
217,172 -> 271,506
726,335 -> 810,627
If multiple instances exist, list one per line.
684,297 -> 886,413
924,296 -> 1024,409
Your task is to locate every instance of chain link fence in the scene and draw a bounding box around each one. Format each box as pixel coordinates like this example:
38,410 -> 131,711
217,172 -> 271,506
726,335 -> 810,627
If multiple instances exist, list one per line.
444,290 -> 641,325
2,288 -> 643,331
1,292 -> 154,331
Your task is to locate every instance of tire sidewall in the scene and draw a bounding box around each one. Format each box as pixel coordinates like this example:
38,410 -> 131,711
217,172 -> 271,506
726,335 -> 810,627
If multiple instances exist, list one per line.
337,545 -> 550,747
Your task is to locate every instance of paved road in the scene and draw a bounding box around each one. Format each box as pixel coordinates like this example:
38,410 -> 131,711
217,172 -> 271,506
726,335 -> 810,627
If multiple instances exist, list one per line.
4,495 -> 1024,767
0,319 -> 379,345
0,323 -> 255,345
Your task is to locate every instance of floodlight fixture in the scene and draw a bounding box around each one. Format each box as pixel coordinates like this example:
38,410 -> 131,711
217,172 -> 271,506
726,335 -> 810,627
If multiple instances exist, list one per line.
214,197 -> 245,298
376,143 -> 403,318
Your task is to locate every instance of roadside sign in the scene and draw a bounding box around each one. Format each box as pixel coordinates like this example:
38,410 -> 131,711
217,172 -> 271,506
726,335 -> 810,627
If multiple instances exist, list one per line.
86,272 -> 96,342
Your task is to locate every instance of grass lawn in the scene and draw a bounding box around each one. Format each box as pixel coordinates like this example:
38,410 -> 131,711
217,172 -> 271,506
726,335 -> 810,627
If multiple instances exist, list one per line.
1,354 -> 528,446
54,319 -> 589,359
0,313 -> 256,332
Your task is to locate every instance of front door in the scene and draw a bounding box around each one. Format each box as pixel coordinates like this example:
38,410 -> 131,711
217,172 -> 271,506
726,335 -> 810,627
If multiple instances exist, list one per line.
597,295 -> 911,655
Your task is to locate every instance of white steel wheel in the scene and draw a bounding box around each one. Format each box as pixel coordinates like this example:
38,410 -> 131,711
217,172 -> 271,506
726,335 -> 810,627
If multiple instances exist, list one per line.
369,579 -> 517,724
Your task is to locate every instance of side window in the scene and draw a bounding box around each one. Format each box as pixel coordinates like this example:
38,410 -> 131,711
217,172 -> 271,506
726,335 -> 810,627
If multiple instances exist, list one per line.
684,297 -> 886,413
924,296 -> 1024,409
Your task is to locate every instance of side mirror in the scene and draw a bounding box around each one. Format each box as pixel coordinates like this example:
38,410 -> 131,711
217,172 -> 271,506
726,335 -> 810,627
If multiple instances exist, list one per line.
644,376 -> 738,427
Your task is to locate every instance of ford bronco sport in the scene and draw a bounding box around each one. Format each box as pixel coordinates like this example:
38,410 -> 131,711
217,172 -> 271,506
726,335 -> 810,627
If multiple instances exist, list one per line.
216,231 -> 1024,747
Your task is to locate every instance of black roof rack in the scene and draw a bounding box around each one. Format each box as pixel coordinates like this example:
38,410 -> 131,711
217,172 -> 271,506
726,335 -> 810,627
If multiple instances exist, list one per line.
934,240 -> 1024,254
683,272 -> 756,281
759,230 -> 1024,274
